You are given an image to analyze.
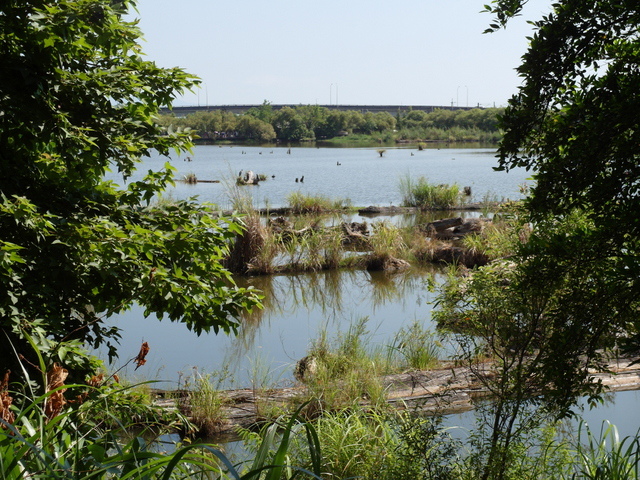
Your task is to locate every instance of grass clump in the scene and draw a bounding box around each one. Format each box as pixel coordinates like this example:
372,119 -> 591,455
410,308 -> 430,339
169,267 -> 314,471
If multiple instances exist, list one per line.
388,321 -> 442,371
286,192 -> 352,214
399,174 -> 462,209
286,408 -> 463,480
361,221 -> 410,271
568,421 -> 640,480
178,369 -> 230,437
297,318 -> 388,412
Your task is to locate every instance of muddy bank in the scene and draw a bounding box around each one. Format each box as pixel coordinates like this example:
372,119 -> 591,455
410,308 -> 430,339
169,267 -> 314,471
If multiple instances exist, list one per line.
154,356 -> 640,438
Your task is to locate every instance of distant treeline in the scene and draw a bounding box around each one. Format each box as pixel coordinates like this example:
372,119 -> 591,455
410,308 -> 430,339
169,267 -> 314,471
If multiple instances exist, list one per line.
157,102 -> 504,144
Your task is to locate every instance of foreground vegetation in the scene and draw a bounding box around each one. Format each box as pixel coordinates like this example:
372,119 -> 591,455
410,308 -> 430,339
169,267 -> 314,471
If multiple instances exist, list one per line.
3,345 -> 640,480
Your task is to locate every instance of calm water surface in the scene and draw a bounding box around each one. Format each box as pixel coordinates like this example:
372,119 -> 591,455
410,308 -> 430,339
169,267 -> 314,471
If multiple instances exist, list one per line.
106,144 -> 531,208
105,269 -> 440,388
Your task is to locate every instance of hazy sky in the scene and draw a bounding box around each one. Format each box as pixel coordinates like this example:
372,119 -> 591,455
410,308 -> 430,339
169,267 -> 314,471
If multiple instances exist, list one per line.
132,0 -> 552,107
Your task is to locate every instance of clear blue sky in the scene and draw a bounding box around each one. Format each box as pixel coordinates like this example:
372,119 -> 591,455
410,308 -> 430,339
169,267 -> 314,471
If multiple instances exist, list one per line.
131,0 -> 551,107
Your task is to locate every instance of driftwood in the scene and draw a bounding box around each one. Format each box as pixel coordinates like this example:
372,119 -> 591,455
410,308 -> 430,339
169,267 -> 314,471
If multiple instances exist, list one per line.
341,221 -> 370,248
423,217 -> 491,240
421,217 -> 463,235
268,216 -> 315,240
153,357 -> 640,438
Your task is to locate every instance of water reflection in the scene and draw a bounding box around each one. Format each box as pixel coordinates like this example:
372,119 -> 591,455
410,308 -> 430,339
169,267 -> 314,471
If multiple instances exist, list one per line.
104,268 -> 440,388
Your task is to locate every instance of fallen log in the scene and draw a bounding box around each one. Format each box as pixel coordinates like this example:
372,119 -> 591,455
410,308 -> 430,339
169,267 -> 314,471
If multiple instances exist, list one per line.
153,356 -> 640,438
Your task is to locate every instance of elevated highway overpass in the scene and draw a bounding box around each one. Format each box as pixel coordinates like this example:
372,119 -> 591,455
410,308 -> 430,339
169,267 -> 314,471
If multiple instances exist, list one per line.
160,104 -> 478,117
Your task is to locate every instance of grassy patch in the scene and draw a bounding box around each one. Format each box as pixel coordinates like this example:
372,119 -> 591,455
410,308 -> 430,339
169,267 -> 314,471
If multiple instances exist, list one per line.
295,318 -> 389,412
387,320 -> 442,371
286,192 -> 352,214
399,174 -> 462,209
177,369 -> 230,437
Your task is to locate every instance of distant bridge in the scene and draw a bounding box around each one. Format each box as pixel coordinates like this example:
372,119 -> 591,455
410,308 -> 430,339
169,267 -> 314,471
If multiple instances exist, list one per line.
160,104 -> 478,117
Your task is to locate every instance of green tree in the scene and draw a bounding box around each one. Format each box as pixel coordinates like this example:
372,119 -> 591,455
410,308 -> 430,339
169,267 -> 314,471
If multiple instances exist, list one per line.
235,115 -> 276,142
436,210 -> 638,480
492,1 -> 640,237
180,110 -> 237,139
295,104 -> 329,137
272,107 -> 313,141
316,110 -> 350,138
489,0 -> 640,348
0,0 -> 261,380
435,2 -> 640,477
246,99 -> 275,124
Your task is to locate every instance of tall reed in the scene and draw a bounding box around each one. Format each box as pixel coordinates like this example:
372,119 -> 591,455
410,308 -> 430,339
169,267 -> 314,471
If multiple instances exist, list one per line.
299,317 -> 388,412
399,174 -> 462,209
178,368 -> 230,437
388,320 -> 442,371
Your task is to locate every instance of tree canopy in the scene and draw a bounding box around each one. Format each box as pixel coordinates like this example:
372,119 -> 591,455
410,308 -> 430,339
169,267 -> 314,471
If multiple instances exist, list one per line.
489,0 -> 640,350
434,3 -> 640,476
0,0 -> 261,380
492,1 -> 640,234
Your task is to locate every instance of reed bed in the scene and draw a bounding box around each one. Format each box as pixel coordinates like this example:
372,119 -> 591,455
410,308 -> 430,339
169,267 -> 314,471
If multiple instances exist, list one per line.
286,192 -> 352,214
399,174 -> 462,209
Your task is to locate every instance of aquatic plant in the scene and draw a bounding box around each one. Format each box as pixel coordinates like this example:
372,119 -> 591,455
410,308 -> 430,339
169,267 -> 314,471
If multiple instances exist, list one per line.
177,368 -> 231,437
569,421 -> 640,480
296,317 -> 388,412
286,192 -> 352,214
388,320 -> 442,371
399,174 -> 462,209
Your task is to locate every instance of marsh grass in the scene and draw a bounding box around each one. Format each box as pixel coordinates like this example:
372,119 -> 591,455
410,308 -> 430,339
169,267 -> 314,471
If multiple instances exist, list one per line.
179,368 -> 230,437
369,221 -> 407,257
287,408 -> 465,480
226,210 -> 269,274
388,321 -> 442,371
358,220 -> 409,270
299,318 -> 389,412
223,182 -> 274,274
291,314 -> 452,418
570,421 -> 640,480
287,192 -> 352,214
291,408 -> 397,480
303,227 -> 344,271
399,174 -> 462,209
460,215 -> 529,262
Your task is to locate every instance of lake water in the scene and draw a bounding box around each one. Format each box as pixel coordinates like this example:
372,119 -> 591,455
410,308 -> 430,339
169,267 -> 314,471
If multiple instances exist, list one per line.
105,268 -> 441,388
102,144 -> 640,438
105,144 -> 531,209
